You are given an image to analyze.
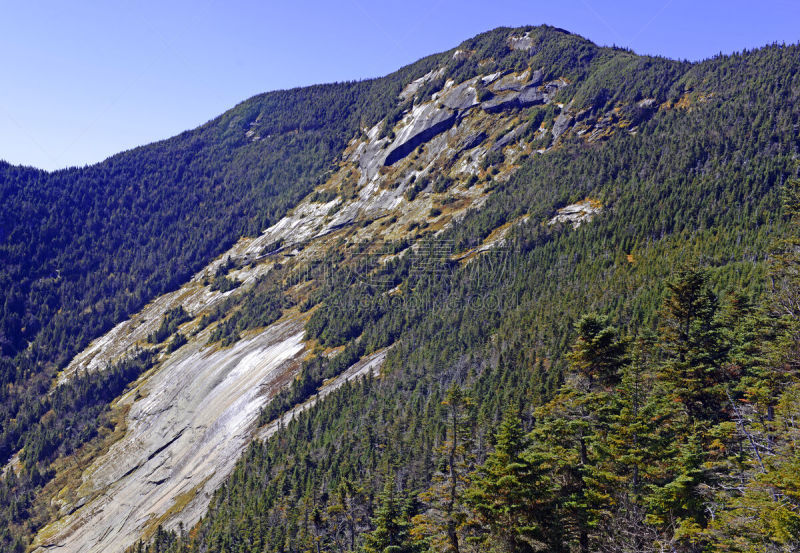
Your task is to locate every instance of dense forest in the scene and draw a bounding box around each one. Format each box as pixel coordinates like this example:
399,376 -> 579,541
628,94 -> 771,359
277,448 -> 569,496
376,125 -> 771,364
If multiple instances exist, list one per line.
126,35 -> 799,553
1,24 -> 799,553
0,39 -> 454,551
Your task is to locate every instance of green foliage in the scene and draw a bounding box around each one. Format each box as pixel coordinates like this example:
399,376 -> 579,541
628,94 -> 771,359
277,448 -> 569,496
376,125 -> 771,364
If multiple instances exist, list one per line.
659,267 -> 729,423
147,306 -> 190,344
363,474 -> 418,553
130,34 -> 800,553
6,24 -> 800,553
165,333 -> 187,353
205,275 -> 292,346
568,314 -> 628,388
411,386 -> 475,553
0,349 -> 154,550
465,411 -> 564,553
0,42 -> 453,516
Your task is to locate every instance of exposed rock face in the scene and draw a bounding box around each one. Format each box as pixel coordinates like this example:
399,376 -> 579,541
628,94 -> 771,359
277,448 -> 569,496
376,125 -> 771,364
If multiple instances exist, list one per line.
481,94 -> 520,113
384,70 -> 566,167
384,105 -> 458,166
457,131 -> 488,153
356,123 -> 391,181
25,37 -> 651,553
492,69 -> 530,92
518,86 -> 546,105
481,84 -> 546,113
384,78 -> 482,167
529,69 -> 544,87
34,318 -> 307,553
441,79 -> 480,111
399,67 -> 445,101
548,200 -> 602,228
508,33 -> 535,51
452,49 -> 471,62
491,122 -> 531,152
552,113 -> 574,139
491,68 -> 542,92
377,64 -> 572,169
544,78 -> 569,94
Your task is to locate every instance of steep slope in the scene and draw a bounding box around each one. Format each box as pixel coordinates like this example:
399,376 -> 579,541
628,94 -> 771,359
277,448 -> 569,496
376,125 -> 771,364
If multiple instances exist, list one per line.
2,24 -> 799,553
124,34 -> 798,553
30,34 -> 602,549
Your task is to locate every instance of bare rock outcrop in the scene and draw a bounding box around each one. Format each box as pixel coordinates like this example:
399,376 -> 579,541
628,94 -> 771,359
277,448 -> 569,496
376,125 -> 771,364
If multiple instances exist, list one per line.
481,84 -> 546,113
384,104 -> 458,166
552,113 -> 574,139
491,122 -> 531,152
548,200 -> 602,228
441,79 -> 480,111
34,318 -> 307,553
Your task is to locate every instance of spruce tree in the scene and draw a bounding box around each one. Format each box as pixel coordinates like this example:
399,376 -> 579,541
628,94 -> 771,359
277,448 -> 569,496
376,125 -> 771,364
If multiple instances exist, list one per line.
659,267 -> 728,424
363,474 -> 416,553
411,386 -> 474,553
465,410 -> 563,553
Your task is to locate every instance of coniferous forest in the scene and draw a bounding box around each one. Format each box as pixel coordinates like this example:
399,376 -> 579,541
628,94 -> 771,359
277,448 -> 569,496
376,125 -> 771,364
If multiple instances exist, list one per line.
2,24 -> 800,553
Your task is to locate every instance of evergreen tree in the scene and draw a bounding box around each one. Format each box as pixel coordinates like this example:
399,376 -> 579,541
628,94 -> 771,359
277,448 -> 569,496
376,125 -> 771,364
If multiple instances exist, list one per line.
466,410 -> 563,553
529,316 -> 630,552
363,474 -> 417,553
411,386 -> 474,553
659,267 -> 729,424
568,314 -> 628,389
601,333 -> 680,552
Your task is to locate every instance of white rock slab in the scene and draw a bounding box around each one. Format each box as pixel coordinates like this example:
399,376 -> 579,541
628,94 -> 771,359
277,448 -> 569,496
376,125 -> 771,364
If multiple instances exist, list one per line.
33,317 -> 306,553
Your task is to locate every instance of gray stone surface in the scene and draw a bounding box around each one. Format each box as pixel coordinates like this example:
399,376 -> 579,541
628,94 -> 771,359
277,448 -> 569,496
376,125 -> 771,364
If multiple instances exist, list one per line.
518,86 -> 546,106
29,39 -> 586,552
548,200 -> 601,228
552,113 -> 574,139
491,122 -> 531,152
481,83 -> 545,113
34,318 -> 307,553
481,92 -> 522,113
544,78 -> 569,95
458,131 -> 487,152
384,104 -> 457,166
508,34 -> 534,51
441,79 -> 479,111
491,69 -> 531,92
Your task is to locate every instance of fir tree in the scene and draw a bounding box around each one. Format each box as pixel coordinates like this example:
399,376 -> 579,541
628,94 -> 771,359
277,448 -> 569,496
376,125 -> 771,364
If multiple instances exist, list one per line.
466,410 -> 563,553
411,386 -> 474,553
363,474 -> 417,553
659,267 -> 729,424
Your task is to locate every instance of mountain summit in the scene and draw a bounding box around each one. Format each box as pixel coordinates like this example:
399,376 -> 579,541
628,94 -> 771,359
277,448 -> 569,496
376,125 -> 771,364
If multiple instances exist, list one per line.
0,25 -> 799,553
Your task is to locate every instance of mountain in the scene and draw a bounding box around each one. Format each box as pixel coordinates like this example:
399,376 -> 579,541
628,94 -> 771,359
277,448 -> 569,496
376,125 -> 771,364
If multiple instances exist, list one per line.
1,24 -> 799,553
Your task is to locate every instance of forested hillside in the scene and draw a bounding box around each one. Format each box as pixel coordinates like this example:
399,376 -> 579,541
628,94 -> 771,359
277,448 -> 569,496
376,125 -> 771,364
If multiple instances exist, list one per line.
127,34 -> 800,553
0,46 -> 451,550
1,25 -> 799,553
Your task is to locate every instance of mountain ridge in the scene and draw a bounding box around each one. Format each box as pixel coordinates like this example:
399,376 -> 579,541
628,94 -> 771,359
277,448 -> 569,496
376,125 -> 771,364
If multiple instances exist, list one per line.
1,24 -> 799,553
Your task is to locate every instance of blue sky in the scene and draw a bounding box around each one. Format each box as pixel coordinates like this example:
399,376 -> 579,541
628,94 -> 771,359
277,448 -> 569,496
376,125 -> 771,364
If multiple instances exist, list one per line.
1,0 -> 798,171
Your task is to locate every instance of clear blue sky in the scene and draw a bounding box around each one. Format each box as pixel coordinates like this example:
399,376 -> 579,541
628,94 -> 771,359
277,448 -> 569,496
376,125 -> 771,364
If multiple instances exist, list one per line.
1,0 -> 798,171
